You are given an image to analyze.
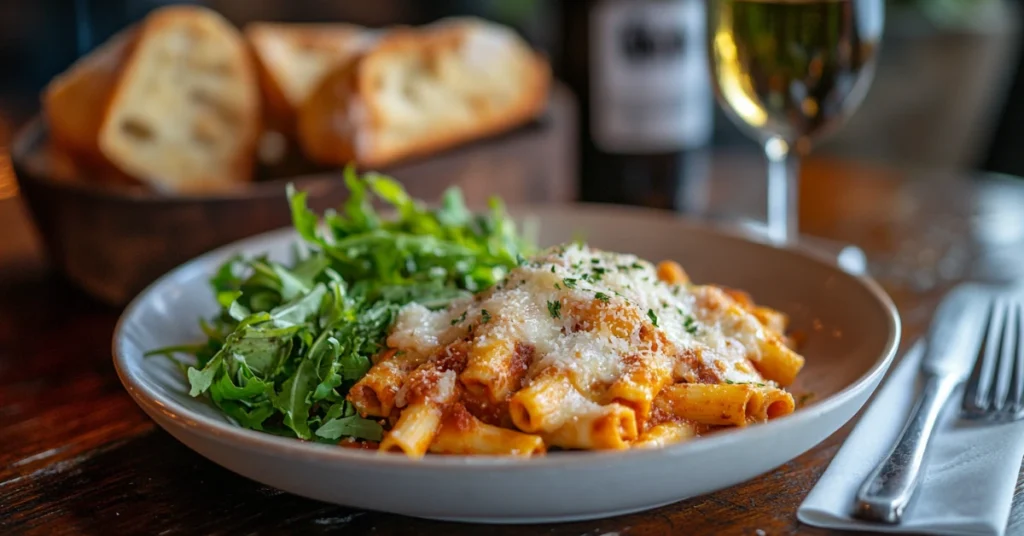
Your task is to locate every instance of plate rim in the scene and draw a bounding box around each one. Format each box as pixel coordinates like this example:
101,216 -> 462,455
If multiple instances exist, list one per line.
112,202 -> 901,470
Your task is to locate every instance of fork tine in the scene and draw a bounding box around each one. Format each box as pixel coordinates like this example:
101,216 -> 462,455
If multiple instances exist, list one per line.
972,300 -> 1005,412
994,300 -> 1017,412
963,302 -> 993,415
1011,302 -> 1024,416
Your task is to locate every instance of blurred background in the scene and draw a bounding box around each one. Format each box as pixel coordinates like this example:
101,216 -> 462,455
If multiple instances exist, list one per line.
0,0 -> 1022,205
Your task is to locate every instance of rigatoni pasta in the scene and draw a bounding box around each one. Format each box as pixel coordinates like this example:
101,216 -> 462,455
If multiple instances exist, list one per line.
347,242 -> 806,457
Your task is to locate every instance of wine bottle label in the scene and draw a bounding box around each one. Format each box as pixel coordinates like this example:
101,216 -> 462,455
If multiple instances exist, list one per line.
590,0 -> 712,153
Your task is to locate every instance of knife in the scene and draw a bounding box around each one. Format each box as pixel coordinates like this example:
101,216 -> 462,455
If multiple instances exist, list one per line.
852,283 -> 992,523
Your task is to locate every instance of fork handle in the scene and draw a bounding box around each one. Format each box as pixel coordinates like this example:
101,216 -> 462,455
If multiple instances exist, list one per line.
853,373 -> 960,524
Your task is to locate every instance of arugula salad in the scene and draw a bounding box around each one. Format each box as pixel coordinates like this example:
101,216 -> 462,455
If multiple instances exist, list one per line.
149,168 -> 534,444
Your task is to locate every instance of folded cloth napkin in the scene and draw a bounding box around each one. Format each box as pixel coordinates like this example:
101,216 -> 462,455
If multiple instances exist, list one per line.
798,341 -> 1024,536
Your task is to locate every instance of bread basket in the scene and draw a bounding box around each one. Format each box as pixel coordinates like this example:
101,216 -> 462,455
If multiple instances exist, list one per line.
11,85 -> 576,306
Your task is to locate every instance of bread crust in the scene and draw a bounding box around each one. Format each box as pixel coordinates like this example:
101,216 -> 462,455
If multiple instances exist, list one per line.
96,5 -> 261,193
42,27 -> 138,167
297,17 -> 551,169
245,22 -> 370,136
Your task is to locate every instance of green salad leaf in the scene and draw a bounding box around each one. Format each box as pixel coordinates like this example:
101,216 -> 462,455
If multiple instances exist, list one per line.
147,166 -> 533,443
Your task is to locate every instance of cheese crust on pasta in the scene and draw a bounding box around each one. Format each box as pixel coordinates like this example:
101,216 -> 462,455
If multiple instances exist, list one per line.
348,243 -> 805,457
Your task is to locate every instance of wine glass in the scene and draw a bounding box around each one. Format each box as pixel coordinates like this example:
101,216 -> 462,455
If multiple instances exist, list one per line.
707,0 -> 884,245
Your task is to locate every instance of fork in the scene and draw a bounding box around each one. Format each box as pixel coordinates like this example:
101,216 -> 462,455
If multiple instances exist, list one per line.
961,296 -> 1024,422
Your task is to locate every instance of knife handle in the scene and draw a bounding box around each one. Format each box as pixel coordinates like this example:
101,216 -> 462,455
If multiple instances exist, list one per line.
853,373 -> 960,524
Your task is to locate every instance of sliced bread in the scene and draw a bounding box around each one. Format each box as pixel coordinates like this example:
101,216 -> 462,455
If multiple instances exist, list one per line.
297,17 -> 550,168
43,27 -> 137,165
245,22 -> 373,135
97,5 -> 260,193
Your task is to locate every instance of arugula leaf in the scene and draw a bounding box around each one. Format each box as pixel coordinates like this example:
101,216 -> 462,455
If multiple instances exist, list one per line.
315,415 -> 384,441
210,255 -> 245,294
247,291 -> 279,313
273,357 -> 319,439
218,399 -> 276,429
270,283 -> 328,327
436,187 -> 471,228
187,354 -> 223,397
290,254 -> 331,288
227,300 -> 251,322
366,173 -> 414,215
340,352 -> 372,381
271,265 -> 311,302
287,183 -> 321,245
310,335 -> 343,401
217,289 -> 243,309
222,324 -> 299,376
211,364 -> 269,401
339,165 -> 380,234
268,254 -> 330,301
321,402 -> 348,422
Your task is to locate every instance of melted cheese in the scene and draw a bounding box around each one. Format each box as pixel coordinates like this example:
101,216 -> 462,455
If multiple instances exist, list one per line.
387,243 -> 777,390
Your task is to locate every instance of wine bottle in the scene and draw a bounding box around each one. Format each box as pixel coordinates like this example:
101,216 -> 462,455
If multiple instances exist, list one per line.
558,0 -> 714,212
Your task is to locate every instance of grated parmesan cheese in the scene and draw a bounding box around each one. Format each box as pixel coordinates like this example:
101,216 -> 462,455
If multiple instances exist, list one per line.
388,243 -> 777,389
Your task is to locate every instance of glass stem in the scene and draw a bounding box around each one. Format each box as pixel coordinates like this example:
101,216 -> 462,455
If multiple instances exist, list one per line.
764,136 -> 800,244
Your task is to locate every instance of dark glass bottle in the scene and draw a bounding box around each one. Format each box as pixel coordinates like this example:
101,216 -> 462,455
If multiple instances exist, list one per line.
557,0 -> 713,212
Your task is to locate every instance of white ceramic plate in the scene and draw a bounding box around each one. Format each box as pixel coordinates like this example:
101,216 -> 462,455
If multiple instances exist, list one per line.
112,204 -> 901,523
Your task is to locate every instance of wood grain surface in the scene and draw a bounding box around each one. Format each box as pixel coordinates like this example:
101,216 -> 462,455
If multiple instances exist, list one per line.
3,152 -> 1024,535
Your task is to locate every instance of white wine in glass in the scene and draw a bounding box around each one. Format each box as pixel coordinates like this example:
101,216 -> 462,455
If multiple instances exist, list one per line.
708,0 -> 884,243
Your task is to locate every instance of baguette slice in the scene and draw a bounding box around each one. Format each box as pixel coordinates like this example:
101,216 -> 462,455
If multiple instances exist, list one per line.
297,17 -> 550,168
42,27 -> 138,166
245,22 -> 373,135
97,5 -> 260,193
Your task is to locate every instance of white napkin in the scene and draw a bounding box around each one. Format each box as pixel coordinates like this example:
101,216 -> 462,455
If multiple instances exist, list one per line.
798,341 -> 1024,536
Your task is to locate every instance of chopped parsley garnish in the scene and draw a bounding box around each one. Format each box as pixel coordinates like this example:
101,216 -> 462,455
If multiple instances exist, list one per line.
595,292 -> 610,302
550,265 -> 555,273
647,309 -> 659,327
481,309 -> 491,324
581,269 -> 606,284
547,300 -> 562,319
451,311 -> 467,325
683,314 -> 699,335
591,259 -> 600,264
563,277 -> 578,289
554,283 -> 561,290
631,262 -> 644,270
725,380 -> 768,387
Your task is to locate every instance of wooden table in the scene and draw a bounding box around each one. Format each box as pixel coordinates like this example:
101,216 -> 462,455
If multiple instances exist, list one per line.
3,152 -> 1024,535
